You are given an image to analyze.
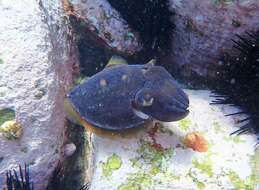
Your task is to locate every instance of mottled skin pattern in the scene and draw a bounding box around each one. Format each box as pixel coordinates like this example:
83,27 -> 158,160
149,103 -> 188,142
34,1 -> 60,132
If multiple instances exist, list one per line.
68,64 -> 189,130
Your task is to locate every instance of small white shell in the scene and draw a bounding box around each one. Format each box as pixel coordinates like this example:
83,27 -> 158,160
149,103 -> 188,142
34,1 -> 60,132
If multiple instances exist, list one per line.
63,143 -> 77,157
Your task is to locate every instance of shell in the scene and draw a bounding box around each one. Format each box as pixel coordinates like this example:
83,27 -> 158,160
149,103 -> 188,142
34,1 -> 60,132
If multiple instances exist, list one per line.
63,143 -> 77,157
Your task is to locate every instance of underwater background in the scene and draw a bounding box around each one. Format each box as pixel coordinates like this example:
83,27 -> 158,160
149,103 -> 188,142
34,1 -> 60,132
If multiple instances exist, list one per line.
0,0 -> 258,189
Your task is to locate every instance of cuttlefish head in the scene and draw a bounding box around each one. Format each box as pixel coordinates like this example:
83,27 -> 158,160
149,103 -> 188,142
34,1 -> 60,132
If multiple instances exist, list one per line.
132,64 -> 189,122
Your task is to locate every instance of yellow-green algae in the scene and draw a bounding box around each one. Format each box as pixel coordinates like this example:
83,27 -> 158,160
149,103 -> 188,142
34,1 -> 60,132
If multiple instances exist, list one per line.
189,149 -> 258,189
118,182 -> 140,190
135,140 -> 174,173
251,150 -> 259,186
187,170 -> 206,190
225,151 -> 259,190
178,118 -> 191,131
0,109 -> 21,140
0,108 -> 15,126
192,155 -> 214,177
102,153 -> 122,177
118,139 -> 177,189
0,120 -> 22,140
117,172 -> 152,190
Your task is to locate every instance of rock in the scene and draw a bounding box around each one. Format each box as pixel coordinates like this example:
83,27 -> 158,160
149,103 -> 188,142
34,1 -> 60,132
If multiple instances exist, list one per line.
62,0 -> 142,55
0,0 -> 78,189
167,0 -> 259,78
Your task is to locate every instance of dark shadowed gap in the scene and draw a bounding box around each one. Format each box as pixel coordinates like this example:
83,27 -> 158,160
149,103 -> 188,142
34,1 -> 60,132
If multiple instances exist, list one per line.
46,122 -> 90,190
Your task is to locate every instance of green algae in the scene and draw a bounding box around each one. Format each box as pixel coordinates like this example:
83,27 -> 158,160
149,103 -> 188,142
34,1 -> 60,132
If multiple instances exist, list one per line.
117,182 -> 140,190
187,170 -> 206,190
248,151 -> 259,188
135,140 -> 174,170
119,139 -> 177,189
102,153 -> 122,177
117,173 -> 152,190
192,156 -> 214,177
0,120 -> 22,140
196,181 -> 206,189
226,170 -> 253,190
225,152 -> 259,190
224,135 -> 245,143
150,165 -> 160,175
0,58 -> 3,64
179,118 -> 191,131
129,158 -> 142,169
161,170 -> 180,182
0,108 -> 15,126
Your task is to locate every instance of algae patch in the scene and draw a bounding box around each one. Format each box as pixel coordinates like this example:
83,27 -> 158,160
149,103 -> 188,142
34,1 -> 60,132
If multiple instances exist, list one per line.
0,120 -> 22,140
118,182 -> 140,190
0,108 -> 22,140
192,156 -> 213,177
135,140 -> 174,172
102,153 -> 122,177
223,152 -> 259,190
226,170 -> 253,190
117,173 -> 152,190
187,170 -> 206,190
178,118 -> 191,131
0,108 -> 15,126
119,139 -> 175,189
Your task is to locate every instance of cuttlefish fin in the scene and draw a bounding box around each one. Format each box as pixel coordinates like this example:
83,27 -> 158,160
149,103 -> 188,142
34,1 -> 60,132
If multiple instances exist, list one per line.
106,55 -> 128,68
64,97 -> 84,126
64,98 -> 98,133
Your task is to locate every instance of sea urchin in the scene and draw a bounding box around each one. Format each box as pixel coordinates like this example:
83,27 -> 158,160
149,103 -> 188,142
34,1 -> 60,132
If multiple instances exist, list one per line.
4,164 -> 33,190
212,30 -> 259,145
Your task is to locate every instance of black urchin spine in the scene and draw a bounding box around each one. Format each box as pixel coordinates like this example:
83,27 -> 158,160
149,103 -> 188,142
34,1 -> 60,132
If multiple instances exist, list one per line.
212,30 -> 259,145
4,164 -> 33,190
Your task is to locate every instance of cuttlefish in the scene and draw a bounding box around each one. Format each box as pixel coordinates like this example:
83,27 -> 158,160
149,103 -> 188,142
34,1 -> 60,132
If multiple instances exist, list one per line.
65,56 -> 189,132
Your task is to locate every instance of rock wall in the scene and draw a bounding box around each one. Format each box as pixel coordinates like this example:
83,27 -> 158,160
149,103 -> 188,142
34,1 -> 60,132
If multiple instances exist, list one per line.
168,0 -> 259,78
63,0 -> 142,55
0,0 -> 77,189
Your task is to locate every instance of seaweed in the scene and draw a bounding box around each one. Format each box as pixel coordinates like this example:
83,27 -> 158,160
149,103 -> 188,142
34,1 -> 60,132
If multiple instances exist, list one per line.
4,164 -> 33,190
212,30 -> 259,146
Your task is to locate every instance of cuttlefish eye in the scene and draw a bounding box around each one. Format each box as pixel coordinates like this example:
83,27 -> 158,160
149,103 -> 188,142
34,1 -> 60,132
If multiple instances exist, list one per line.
135,89 -> 154,107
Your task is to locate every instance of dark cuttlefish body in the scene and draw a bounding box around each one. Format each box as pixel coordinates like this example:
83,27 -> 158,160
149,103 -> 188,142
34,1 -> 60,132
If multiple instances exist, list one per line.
66,56 -> 189,130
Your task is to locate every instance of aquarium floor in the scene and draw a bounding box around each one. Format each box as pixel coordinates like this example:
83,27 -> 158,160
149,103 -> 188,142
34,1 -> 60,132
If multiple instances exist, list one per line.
89,89 -> 258,190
